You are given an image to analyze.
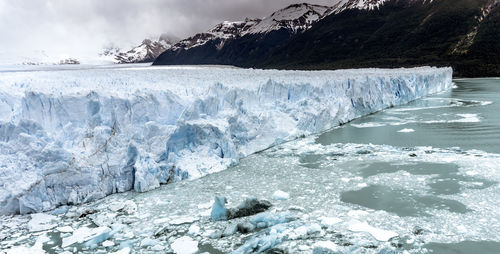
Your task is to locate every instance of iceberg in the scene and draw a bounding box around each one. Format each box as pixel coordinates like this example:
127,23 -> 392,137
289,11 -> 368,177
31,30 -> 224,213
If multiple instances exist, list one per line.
0,65 -> 453,214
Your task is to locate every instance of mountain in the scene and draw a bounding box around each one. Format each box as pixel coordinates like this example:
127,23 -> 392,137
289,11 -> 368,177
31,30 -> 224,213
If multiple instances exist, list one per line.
105,34 -> 179,64
257,0 -> 499,77
153,3 -> 332,66
154,0 -> 500,77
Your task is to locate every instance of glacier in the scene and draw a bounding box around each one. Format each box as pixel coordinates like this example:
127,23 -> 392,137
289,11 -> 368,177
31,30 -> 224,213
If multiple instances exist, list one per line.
0,65 -> 452,215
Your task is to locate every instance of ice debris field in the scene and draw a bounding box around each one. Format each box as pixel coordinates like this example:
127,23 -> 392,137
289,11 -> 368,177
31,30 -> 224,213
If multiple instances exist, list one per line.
0,65 -> 452,215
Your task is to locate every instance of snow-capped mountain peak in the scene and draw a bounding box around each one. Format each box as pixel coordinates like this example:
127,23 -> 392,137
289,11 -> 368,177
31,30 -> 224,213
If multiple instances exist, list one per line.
209,19 -> 261,38
344,0 -> 389,10
330,0 -> 389,13
111,35 -> 178,63
331,0 -> 435,13
171,3 -> 332,51
244,3 -> 331,34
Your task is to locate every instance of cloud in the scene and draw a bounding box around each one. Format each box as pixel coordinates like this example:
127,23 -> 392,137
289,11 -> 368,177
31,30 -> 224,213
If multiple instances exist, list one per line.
0,0 -> 335,58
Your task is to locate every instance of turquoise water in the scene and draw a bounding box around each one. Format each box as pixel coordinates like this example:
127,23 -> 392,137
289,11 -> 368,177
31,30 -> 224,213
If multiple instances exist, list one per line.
317,78 -> 500,153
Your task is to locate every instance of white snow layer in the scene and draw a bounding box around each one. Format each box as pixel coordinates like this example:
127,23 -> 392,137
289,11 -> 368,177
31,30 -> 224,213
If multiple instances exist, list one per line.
0,65 -> 452,215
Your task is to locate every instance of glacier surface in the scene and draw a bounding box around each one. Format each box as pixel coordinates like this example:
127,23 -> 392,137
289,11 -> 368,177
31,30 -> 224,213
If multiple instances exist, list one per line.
0,65 -> 452,215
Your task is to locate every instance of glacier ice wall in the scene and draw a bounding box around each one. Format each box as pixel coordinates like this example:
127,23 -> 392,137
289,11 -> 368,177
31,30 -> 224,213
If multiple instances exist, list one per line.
0,66 -> 452,215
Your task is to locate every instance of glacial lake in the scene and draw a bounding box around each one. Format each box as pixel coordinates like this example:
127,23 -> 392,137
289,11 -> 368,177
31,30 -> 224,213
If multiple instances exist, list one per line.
1,78 -> 498,253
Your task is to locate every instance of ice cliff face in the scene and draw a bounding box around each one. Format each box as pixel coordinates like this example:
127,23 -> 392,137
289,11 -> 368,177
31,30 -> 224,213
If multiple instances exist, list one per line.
0,66 -> 452,215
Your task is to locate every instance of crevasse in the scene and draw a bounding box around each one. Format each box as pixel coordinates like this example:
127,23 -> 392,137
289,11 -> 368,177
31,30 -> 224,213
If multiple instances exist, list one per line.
0,66 -> 452,215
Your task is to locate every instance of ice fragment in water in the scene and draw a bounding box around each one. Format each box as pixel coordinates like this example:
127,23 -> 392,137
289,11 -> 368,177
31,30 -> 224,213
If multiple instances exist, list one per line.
211,196 -> 228,221
171,236 -> 198,254
347,221 -> 398,241
313,241 -> 340,254
272,190 -> 290,200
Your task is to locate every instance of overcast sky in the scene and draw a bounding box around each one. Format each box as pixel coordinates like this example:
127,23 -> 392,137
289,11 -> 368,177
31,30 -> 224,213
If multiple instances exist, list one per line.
0,0 -> 335,60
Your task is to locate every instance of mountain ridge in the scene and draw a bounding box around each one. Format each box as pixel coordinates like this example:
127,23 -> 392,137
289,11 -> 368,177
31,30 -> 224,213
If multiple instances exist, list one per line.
102,34 -> 179,64
153,0 -> 500,77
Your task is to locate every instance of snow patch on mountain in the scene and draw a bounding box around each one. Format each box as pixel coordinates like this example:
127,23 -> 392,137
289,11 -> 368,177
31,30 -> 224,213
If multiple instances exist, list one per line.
0,66 -> 452,215
332,0 -> 436,13
103,34 -> 178,64
341,0 -> 390,11
171,3 -> 332,51
173,19 -> 260,50
244,3 -> 331,34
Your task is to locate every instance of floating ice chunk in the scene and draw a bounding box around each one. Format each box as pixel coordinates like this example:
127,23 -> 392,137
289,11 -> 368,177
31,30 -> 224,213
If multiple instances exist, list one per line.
188,224 -> 200,235
357,183 -> 368,188
298,245 -> 310,251
272,190 -> 290,200
61,226 -> 111,248
151,245 -> 166,251
234,222 -> 322,253
102,240 -> 115,247
108,203 -> 125,212
288,206 -> 306,212
197,200 -> 214,209
211,196 -> 228,221
223,224 -> 238,237
313,241 -> 340,254
347,210 -> 370,217
351,122 -> 387,128
140,238 -> 159,247
121,200 -> 137,215
170,216 -> 199,225
171,236 -> 198,254
320,217 -> 342,228
288,223 -> 322,240
153,218 -> 170,224
28,213 -> 57,232
249,211 -> 296,228
49,206 -> 69,215
347,221 -> 398,241
398,128 -> 415,133
110,247 -> 131,254
4,234 -> 47,254
56,226 -> 73,233
451,114 -> 481,123
231,229 -> 282,254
